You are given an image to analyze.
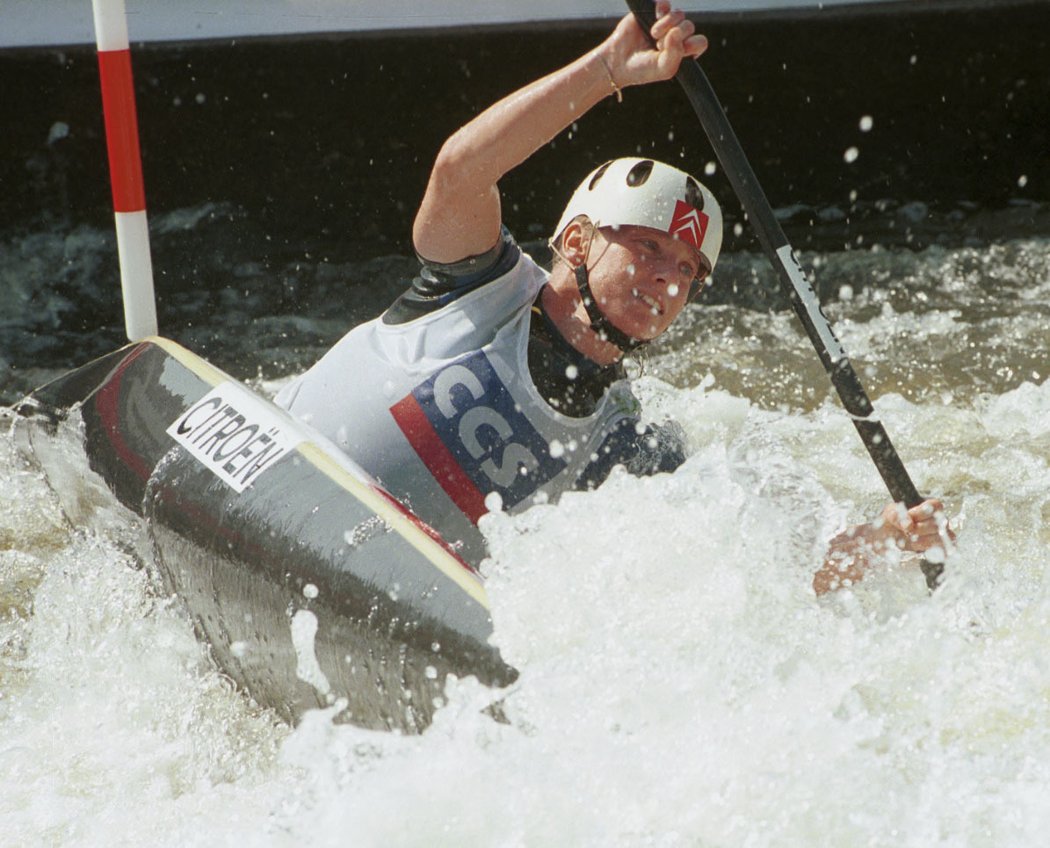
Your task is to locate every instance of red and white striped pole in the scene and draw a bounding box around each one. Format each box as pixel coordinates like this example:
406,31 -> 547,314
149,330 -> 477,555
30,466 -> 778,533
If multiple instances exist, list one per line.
92,0 -> 158,341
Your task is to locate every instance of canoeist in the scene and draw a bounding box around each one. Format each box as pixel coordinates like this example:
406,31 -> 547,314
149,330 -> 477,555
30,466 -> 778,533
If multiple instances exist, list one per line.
276,1 -> 953,589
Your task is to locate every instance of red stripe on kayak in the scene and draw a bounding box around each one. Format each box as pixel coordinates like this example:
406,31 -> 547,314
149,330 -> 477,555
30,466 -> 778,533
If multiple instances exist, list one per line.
94,343 -> 152,481
390,394 -> 488,524
97,49 -> 146,213
370,485 -> 481,576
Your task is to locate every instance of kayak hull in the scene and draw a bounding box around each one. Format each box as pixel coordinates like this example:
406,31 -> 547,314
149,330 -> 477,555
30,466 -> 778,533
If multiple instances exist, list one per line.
14,337 -> 515,730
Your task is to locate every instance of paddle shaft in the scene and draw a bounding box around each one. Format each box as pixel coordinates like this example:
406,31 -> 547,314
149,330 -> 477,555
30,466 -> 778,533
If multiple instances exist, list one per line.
625,0 -> 942,588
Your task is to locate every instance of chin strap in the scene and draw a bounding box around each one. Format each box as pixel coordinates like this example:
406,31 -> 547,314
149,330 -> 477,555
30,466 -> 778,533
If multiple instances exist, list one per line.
573,264 -> 647,354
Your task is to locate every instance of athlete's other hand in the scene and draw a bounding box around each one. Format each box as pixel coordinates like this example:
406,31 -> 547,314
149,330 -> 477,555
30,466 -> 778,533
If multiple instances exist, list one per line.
879,498 -> 956,557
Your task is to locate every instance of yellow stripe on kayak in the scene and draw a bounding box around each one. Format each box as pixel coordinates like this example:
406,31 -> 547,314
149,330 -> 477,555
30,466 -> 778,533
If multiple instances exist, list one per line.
146,335 -> 489,608
149,335 -> 229,387
297,441 -> 489,607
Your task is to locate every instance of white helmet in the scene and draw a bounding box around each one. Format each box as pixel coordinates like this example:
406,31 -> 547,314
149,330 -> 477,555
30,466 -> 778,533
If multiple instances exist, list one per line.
553,157 -> 723,275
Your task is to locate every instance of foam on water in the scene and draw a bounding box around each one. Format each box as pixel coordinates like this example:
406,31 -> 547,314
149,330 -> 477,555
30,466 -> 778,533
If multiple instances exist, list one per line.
1,235 -> 1049,846
0,420 -> 293,845
262,376 -> 1050,847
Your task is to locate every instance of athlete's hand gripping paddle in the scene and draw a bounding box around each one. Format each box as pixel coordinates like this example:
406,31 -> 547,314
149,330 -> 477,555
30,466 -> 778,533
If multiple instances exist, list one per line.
625,0 -> 944,589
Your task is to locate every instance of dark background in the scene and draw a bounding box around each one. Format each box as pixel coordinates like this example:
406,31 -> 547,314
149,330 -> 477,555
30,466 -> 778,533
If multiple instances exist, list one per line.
1,0 -> 1048,398
3,0 -> 1048,260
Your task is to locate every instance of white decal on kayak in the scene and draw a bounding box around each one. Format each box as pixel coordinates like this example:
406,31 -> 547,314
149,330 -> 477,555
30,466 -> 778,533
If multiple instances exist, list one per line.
166,382 -> 303,492
776,245 -> 847,364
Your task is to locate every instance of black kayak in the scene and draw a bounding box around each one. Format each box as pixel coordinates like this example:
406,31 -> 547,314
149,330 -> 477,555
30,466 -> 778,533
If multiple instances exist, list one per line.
12,336 -> 515,731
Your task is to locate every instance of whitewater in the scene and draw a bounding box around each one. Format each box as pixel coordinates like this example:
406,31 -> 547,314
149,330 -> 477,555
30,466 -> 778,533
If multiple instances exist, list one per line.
2,222 -> 1049,846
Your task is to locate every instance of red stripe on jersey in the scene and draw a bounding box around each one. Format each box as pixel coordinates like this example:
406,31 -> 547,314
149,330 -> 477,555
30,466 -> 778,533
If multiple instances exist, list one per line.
390,394 -> 488,524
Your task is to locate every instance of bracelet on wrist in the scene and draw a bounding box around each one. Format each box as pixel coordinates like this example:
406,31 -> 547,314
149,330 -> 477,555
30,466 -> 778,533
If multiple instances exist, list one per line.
597,54 -> 623,103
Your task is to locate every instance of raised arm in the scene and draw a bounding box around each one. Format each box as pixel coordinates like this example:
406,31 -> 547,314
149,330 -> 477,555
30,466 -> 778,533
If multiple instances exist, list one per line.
412,1 -> 708,264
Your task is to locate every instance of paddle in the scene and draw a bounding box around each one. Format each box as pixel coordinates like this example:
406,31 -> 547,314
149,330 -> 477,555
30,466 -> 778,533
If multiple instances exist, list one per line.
625,0 -> 943,590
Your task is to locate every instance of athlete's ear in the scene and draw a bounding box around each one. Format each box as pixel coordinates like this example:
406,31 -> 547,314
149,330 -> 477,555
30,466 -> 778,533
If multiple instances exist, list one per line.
559,218 -> 592,267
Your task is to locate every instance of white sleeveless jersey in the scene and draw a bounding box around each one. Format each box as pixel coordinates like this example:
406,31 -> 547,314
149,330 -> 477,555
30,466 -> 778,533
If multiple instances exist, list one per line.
275,251 -> 640,561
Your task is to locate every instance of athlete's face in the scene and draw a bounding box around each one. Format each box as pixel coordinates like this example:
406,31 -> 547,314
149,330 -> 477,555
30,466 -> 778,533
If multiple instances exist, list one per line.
586,225 -> 706,340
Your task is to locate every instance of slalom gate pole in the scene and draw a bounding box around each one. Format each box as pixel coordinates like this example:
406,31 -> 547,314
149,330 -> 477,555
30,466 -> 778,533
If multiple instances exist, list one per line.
625,0 -> 943,589
92,0 -> 158,341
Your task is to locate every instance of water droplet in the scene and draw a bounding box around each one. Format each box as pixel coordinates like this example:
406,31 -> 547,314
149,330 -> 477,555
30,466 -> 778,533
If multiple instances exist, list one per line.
47,122 -> 69,145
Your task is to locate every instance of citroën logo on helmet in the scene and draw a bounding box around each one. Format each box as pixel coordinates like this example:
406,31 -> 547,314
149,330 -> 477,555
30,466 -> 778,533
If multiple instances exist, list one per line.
668,200 -> 709,250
